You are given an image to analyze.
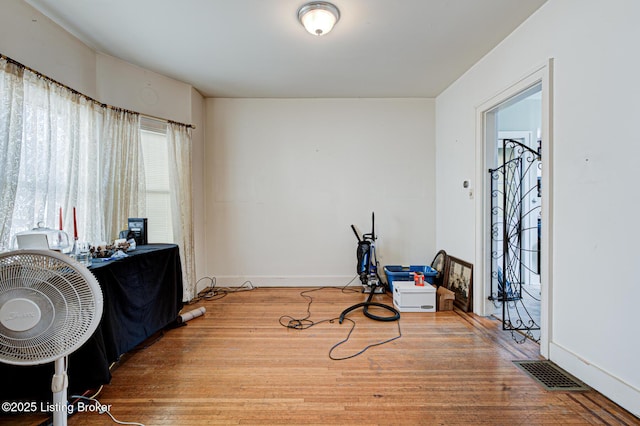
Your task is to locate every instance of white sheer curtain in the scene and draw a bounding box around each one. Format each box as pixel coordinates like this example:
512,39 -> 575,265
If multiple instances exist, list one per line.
0,59 -> 24,251
9,69 -> 105,244
0,56 -> 146,249
167,122 -> 195,301
101,109 -> 145,242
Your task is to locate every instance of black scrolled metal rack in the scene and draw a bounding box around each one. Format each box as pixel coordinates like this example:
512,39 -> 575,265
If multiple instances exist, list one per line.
488,138 -> 541,343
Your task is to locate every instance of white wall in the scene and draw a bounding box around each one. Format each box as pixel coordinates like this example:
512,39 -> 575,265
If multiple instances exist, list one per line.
498,97 -> 541,136
436,0 -> 640,415
205,98 -> 435,286
96,54 -> 193,125
0,0 -> 97,97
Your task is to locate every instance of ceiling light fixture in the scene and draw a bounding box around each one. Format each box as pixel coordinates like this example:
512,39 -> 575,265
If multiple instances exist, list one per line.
297,2 -> 340,36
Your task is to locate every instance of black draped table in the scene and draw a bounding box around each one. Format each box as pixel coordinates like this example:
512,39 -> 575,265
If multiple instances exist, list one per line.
0,244 -> 184,403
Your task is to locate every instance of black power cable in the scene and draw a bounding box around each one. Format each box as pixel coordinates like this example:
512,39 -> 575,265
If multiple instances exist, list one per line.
328,316 -> 401,361
338,287 -> 400,324
279,280 -> 402,360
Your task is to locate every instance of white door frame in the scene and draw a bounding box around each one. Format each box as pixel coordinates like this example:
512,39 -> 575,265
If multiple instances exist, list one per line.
474,59 -> 553,358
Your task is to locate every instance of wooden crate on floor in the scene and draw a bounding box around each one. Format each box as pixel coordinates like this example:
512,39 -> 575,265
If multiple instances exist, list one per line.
437,285 -> 455,311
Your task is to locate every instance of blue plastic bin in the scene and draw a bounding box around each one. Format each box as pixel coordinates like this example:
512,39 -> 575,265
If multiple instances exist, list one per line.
384,265 -> 437,292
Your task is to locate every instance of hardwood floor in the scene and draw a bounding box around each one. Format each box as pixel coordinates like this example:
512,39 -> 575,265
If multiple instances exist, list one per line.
2,286 -> 638,425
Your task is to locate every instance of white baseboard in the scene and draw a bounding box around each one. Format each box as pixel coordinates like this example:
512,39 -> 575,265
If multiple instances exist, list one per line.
197,275 -> 359,292
549,342 -> 640,417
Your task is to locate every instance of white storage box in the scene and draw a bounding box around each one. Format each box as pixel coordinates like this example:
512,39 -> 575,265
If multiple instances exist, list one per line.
392,282 -> 436,312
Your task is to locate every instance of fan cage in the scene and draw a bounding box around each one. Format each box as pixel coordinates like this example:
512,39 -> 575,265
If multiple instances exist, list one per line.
0,250 -> 103,365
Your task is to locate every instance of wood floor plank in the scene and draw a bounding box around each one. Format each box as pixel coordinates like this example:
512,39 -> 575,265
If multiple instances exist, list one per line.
1,287 -> 637,425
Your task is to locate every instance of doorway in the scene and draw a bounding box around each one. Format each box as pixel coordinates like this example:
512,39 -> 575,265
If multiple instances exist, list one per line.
490,125 -> 541,342
475,60 -> 553,357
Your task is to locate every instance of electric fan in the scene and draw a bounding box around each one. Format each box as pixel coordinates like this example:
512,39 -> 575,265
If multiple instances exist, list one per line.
0,249 -> 103,426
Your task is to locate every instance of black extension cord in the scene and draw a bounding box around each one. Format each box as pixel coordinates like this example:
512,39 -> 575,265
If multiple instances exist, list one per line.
338,287 -> 400,323
279,282 -> 402,360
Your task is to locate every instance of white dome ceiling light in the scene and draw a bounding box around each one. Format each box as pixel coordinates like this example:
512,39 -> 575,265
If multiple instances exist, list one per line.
297,2 -> 340,36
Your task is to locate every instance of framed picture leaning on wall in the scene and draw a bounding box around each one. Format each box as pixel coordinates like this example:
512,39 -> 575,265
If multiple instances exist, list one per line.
444,256 -> 473,312
430,249 -> 449,288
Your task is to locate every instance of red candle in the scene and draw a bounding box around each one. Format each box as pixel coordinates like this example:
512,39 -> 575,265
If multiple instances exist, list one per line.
59,207 -> 63,230
73,207 -> 78,239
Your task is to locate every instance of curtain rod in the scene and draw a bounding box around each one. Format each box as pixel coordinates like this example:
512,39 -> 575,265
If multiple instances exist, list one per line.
1,53 -> 195,130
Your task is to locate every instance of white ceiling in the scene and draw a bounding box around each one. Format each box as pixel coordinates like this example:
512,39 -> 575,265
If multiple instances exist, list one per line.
25,0 -> 547,98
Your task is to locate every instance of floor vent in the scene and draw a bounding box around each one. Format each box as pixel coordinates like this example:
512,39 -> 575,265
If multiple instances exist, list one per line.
513,360 -> 589,391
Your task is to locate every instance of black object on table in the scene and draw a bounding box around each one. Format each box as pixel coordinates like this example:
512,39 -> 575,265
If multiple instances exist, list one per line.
0,244 -> 184,403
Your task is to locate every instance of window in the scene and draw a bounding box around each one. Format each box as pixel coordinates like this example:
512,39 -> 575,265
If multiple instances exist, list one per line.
140,119 -> 173,243
2,56 -> 194,300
